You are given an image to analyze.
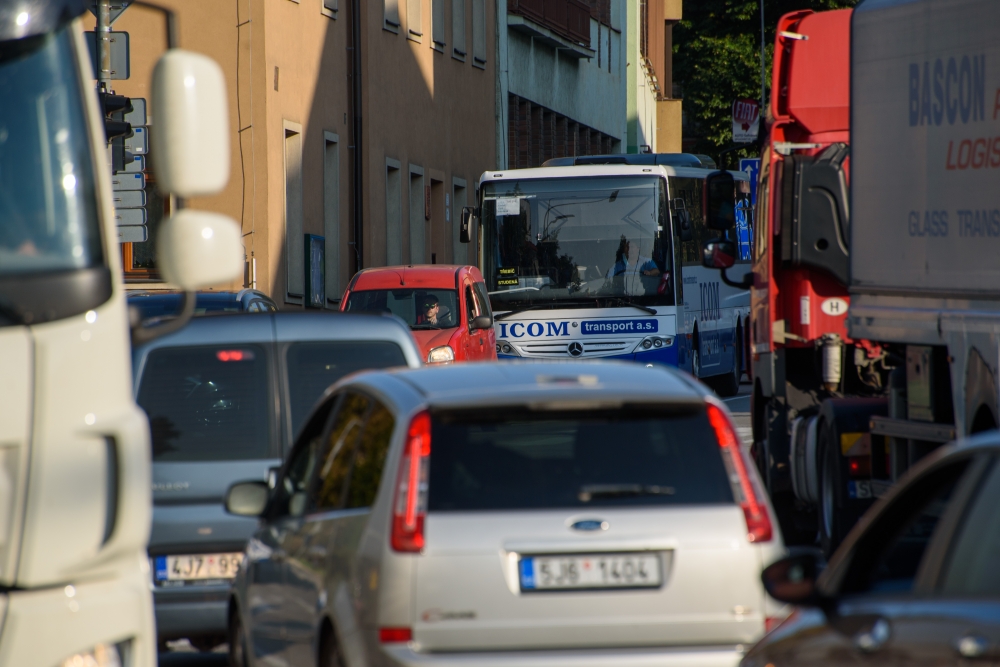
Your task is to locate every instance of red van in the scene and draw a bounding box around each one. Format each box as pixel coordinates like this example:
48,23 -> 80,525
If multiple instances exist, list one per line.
340,265 -> 497,363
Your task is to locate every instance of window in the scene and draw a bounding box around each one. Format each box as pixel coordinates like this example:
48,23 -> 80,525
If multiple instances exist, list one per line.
344,288 -> 460,329
473,282 -> 493,319
314,392 -> 370,510
277,395 -> 339,516
674,176 -> 707,268
284,123 -> 305,301
428,406 -> 734,511
285,341 -> 408,436
452,178 -> 467,264
407,0 -> 422,40
384,0 -> 400,30
324,133 -> 340,305
464,284 -> 478,325
137,345 -> 271,462
346,401 -> 396,508
386,158 -> 402,264
432,0 -> 446,48
452,0 -> 466,60
409,166 -> 425,263
471,0 -> 486,68
939,459 -> 1000,596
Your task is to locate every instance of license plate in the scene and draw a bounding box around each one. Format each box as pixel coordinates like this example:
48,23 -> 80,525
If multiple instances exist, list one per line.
519,552 -> 662,591
154,553 -> 244,582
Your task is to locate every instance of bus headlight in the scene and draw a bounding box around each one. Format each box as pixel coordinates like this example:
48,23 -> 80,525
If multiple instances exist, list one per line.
635,336 -> 674,353
642,339 -> 653,349
498,341 -> 519,356
427,346 -> 455,364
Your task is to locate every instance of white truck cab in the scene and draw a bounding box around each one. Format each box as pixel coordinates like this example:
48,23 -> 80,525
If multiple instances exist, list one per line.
0,1 -> 242,664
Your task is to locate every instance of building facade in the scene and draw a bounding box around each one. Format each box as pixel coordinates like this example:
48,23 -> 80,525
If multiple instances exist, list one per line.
90,0 -> 495,305
629,0 -> 682,153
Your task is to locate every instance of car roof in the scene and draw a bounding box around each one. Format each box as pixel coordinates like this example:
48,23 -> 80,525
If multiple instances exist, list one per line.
360,361 -> 706,410
350,265 -> 477,291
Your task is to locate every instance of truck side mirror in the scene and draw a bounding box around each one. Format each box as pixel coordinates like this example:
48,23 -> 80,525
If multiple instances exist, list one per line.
702,238 -> 736,269
460,207 -> 475,244
704,171 -> 736,231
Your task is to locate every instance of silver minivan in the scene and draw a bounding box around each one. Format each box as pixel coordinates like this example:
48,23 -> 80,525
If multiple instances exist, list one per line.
225,362 -> 786,667
132,312 -> 422,651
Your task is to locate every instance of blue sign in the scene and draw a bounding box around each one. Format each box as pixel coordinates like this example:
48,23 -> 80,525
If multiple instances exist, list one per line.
580,319 -> 658,335
519,558 -> 536,589
737,158 -> 760,262
739,158 -> 760,208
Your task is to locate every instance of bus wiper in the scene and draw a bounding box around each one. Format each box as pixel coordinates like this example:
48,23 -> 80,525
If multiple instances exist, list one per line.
494,301 -> 585,321
578,484 -> 675,502
610,298 -> 657,315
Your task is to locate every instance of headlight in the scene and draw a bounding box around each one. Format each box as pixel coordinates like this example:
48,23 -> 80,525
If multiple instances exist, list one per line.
501,343 -> 512,354
427,346 -> 455,364
60,639 -> 131,667
642,339 -> 653,349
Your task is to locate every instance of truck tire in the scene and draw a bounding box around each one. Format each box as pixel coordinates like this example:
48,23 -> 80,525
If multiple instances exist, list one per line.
818,417 -> 848,557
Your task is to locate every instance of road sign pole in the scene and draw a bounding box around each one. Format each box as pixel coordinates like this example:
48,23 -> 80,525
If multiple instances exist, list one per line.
97,0 -> 111,88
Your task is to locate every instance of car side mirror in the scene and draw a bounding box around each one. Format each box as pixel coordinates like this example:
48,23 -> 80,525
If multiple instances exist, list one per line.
460,207 -> 476,244
225,481 -> 269,517
702,238 -> 737,269
761,549 -> 827,606
471,314 -> 493,330
704,170 -> 736,231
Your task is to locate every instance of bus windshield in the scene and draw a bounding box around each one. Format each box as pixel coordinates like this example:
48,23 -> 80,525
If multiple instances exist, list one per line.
482,176 -> 674,309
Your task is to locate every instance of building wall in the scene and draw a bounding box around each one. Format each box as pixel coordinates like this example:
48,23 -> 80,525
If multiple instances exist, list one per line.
626,0 -> 656,153
497,0 -> 627,168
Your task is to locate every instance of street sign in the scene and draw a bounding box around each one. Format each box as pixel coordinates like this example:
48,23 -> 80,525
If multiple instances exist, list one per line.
123,155 -> 145,173
126,126 -> 147,154
114,208 -> 147,227
84,31 -> 130,80
111,172 -> 145,190
732,99 -> 760,144
112,191 -> 146,209
124,98 -> 145,126
739,158 -> 761,208
116,225 -> 147,243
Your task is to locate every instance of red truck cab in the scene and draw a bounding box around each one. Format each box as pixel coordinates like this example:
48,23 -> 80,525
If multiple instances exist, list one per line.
341,265 -> 497,364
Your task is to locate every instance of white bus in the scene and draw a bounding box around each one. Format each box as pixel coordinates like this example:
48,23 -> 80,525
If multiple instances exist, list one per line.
472,161 -> 752,396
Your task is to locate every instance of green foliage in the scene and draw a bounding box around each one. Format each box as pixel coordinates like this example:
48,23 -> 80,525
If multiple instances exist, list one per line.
674,0 -> 858,160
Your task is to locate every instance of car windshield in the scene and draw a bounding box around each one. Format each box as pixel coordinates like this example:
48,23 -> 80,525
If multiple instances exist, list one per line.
428,407 -> 733,511
482,176 -> 674,310
343,288 -> 460,330
285,341 -> 408,436
0,25 -> 102,275
137,345 -> 272,462
128,294 -> 243,320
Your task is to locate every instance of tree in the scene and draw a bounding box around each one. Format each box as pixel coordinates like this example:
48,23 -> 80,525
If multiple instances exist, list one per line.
674,0 -> 857,160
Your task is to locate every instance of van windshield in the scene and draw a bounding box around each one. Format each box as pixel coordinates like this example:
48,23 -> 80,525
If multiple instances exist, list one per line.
344,289 -> 460,330
428,407 -> 733,511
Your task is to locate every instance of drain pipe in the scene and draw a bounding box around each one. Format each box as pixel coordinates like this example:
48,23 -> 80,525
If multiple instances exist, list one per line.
350,0 -> 363,271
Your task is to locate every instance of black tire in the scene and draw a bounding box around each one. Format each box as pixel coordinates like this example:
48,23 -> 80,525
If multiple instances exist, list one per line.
713,327 -> 742,397
690,332 -> 701,379
229,607 -> 249,667
318,622 -> 346,667
818,418 -> 847,557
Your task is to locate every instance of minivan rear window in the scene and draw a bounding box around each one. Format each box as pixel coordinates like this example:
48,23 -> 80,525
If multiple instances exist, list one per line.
286,341 -> 408,436
137,345 -> 271,462
429,408 -> 732,510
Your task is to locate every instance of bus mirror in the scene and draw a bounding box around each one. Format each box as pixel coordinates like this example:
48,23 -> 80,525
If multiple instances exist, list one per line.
460,207 -> 475,243
702,238 -> 736,270
705,171 -> 736,231
676,210 -> 693,242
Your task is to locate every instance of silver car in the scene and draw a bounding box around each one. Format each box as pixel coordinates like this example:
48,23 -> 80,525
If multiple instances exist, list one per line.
132,312 -> 422,651
225,362 -> 785,667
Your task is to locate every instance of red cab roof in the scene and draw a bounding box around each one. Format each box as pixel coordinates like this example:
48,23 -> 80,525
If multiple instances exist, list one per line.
350,265 -> 481,290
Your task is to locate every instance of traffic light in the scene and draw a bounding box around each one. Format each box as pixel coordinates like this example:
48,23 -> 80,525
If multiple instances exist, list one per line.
99,91 -> 132,140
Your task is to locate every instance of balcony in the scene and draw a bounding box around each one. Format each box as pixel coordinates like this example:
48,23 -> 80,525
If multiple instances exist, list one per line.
508,0 -> 593,55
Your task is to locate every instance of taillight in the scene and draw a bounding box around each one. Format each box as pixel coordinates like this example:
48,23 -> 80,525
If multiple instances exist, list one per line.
391,411 -> 431,552
765,616 -> 784,633
379,627 -> 413,643
847,455 -> 871,478
707,401 -> 773,543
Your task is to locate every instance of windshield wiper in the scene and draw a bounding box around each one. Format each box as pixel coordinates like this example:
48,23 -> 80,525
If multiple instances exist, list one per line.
494,301 -> 587,321
578,484 -> 675,502
609,298 -> 657,316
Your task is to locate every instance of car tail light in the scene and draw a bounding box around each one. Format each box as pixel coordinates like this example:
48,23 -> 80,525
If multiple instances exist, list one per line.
847,455 -> 871,478
379,627 -> 413,643
707,401 -> 773,543
391,411 -> 431,552
765,616 -> 784,633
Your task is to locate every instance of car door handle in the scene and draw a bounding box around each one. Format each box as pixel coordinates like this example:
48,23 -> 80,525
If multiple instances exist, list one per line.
854,618 -> 891,653
956,635 -> 989,659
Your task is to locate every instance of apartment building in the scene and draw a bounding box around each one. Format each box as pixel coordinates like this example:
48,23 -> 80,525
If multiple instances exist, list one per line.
91,0 -> 495,305
629,0 -> 682,153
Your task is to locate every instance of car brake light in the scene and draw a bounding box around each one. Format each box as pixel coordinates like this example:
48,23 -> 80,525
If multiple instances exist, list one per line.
216,349 -> 254,362
379,627 -> 413,643
706,401 -> 773,543
391,411 -> 431,552
848,455 -> 871,478
765,616 -> 784,633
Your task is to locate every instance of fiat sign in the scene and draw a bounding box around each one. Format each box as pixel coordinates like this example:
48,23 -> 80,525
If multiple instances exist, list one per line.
732,98 -> 760,143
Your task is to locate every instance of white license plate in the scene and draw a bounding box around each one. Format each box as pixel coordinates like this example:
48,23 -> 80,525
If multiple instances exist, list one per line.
154,553 -> 244,582
519,552 -> 662,591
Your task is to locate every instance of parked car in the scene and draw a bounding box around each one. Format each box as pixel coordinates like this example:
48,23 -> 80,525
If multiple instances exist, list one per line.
132,312 -> 422,652
340,265 -> 497,363
128,288 -> 278,324
745,431 -> 1000,667
225,361 -> 785,667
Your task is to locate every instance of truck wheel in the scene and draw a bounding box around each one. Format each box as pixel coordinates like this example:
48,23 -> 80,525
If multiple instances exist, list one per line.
691,344 -> 700,378
818,419 -> 846,556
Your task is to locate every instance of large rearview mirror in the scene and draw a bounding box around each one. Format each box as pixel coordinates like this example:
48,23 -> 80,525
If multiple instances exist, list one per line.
676,209 -> 693,242
704,171 -> 736,231
460,207 -> 475,244
225,480 -> 270,517
702,238 -> 736,270
157,209 -> 243,290
151,50 -> 230,198
471,314 -> 493,330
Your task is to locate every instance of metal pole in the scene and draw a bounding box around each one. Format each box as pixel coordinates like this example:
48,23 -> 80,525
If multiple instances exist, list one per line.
97,0 -> 111,89
759,0 -> 766,109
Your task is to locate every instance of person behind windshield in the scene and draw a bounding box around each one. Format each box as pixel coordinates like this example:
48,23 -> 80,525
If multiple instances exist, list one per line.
606,235 -> 661,278
417,294 -> 442,328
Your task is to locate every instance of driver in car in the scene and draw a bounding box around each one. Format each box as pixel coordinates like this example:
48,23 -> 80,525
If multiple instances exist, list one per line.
418,295 -> 443,327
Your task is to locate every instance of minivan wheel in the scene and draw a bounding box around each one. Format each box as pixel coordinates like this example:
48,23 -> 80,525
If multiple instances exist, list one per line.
229,610 -> 249,667
318,623 -> 345,667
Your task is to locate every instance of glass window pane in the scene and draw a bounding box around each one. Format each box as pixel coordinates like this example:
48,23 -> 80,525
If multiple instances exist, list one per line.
137,345 -> 271,462
286,341 -> 407,436
346,401 -> 396,509
314,392 -> 370,510
940,460 -> 1000,596
343,288 -> 460,330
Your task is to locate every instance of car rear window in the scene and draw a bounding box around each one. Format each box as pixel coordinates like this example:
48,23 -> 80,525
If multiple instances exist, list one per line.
286,341 -> 408,436
429,407 -> 733,510
137,345 -> 271,462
